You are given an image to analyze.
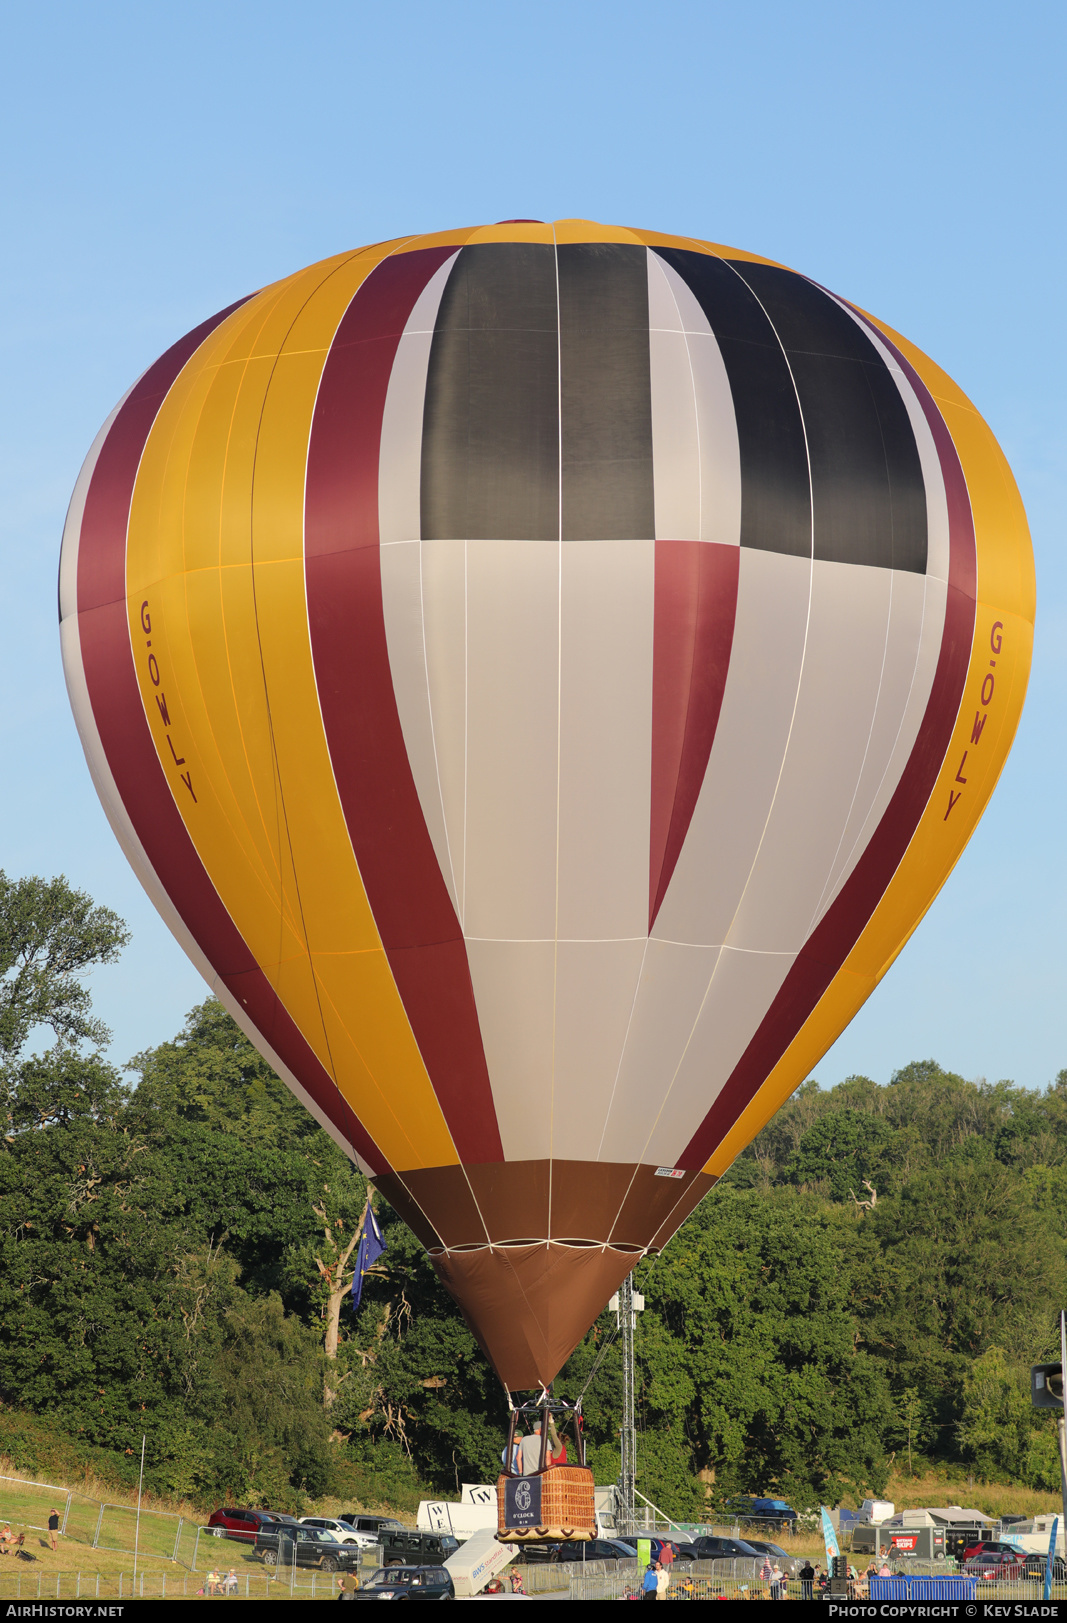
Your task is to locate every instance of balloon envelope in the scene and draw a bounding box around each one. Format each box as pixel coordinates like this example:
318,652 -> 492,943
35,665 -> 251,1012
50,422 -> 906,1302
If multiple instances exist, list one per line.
60,220 -> 1033,1390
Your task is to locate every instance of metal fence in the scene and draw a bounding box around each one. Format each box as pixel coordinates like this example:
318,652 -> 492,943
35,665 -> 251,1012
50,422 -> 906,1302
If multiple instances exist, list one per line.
0,1473 -> 188,1562
92,1500 -> 185,1560
0,1473 -> 72,1535
0,1566 -> 381,1602
571,1563 -> 783,1601
0,1468 -> 385,1583
513,1558 -> 635,1593
569,1563 -> 1067,1603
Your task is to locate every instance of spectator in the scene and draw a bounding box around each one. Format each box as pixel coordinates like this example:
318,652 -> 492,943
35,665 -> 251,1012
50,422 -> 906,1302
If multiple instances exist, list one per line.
658,1540 -> 675,1569
47,1509 -> 59,1552
878,1559 -> 891,1577
0,1523 -> 11,1556
641,1562 -> 659,1601
799,1559 -> 816,1601
655,1561 -> 670,1600
223,1569 -> 238,1595
769,1561 -> 786,1600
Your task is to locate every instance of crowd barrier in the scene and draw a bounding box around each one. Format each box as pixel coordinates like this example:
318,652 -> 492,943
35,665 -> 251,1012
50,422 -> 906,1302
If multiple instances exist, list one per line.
569,1563 -> 1067,1602
0,1567 -> 369,1602
1,1473 -> 187,1564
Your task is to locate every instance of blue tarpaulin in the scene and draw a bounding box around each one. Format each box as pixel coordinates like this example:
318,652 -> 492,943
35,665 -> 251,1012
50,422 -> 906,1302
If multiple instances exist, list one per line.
870,1576 -> 976,1600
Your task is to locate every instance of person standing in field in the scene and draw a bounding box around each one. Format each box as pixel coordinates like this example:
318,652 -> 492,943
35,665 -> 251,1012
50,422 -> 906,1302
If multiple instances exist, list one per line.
47,1509 -> 59,1552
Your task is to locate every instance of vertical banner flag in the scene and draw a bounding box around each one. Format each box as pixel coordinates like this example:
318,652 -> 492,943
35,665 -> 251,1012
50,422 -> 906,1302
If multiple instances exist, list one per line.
1045,1515 -> 1059,1601
821,1508 -> 840,1570
350,1207 -> 386,1311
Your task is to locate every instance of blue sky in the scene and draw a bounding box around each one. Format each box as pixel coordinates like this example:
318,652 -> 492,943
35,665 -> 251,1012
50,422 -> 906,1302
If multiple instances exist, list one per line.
2,0 -> 1064,1089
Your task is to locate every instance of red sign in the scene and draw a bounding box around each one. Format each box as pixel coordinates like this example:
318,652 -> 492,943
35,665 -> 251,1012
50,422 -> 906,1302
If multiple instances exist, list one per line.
890,1536 -> 918,1550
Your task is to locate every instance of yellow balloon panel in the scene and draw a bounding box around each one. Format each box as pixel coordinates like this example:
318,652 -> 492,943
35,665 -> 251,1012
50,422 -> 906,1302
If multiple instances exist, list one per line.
123,253 -> 460,1171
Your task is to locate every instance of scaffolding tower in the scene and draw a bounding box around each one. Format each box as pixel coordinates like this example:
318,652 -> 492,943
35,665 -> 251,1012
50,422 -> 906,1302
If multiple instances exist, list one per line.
614,1272 -> 644,1538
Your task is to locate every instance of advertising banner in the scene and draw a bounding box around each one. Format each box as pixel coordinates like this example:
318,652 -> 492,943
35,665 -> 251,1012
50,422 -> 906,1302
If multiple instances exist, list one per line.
503,1476 -> 542,1530
821,1507 -> 840,1568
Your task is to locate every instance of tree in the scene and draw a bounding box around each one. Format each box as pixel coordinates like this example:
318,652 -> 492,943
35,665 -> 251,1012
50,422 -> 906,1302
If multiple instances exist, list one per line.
585,1188 -> 895,1511
956,1346 -> 1061,1487
894,1387 -> 922,1476
785,1111 -> 896,1201
0,871 -> 128,1072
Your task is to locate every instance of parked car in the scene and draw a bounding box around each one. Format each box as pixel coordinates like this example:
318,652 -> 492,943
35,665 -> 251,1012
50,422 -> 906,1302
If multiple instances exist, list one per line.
298,1516 -> 361,1544
354,1565 -> 455,1601
378,1528 -> 459,1567
341,1506 -> 407,1545
675,1535 -> 761,1566
964,1551 -> 1027,1581
962,1539 -> 1027,1562
1023,1554 -> 1067,1582
207,1508 -> 298,1544
727,1497 -> 798,1533
254,1523 -> 363,1573
742,1538 -> 801,1578
556,1539 -> 638,1564
519,1537 -> 637,1566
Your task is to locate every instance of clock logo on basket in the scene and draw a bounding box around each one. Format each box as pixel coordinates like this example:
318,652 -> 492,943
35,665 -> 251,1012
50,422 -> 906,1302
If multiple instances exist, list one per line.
515,1481 -> 532,1512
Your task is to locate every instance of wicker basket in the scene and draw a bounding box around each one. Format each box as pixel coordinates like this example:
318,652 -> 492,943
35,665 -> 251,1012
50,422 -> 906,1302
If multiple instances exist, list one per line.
496,1465 -> 596,1542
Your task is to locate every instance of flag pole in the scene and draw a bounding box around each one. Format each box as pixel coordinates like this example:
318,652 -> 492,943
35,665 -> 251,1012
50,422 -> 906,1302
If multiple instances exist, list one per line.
132,1433 -> 146,1583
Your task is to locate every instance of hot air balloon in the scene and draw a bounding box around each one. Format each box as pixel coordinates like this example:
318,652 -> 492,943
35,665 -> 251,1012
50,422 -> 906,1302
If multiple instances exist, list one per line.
59,218 -> 1033,1404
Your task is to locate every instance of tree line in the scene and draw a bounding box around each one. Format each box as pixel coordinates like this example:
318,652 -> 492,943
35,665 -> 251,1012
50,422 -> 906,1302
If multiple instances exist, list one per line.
0,869 -> 1063,1515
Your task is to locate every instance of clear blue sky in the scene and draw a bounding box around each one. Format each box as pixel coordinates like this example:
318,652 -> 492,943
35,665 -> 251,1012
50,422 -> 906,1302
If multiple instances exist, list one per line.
2,0 -> 1063,1089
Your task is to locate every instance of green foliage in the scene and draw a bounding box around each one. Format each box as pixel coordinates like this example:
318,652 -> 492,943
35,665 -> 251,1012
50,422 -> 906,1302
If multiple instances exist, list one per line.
621,1190 -> 894,1508
0,871 -> 128,1066
785,1109 -> 897,1200
738,1057 -> 1067,1499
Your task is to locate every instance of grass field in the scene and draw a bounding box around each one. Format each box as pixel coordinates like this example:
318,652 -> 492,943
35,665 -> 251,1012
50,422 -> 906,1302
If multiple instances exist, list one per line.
884,1468 -> 1062,1521
0,1465 -> 384,1603
0,1511 -> 378,1603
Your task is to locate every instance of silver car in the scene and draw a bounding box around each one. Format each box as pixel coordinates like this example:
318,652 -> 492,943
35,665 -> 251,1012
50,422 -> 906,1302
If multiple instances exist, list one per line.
742,1539 -> 801,1579
297,1516 -> 361,1545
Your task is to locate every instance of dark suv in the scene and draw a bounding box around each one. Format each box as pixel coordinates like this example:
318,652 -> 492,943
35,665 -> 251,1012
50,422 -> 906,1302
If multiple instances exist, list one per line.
378,1528 -> 459,1566
676,1535 -> 761,1566
522,1538 -> 637,1566
338,1514 -> 407,1550
254,1523 -> 364,1573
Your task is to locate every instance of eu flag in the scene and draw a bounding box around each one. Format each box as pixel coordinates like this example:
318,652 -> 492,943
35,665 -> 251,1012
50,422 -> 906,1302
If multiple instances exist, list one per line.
350,1207 -> 386,1310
